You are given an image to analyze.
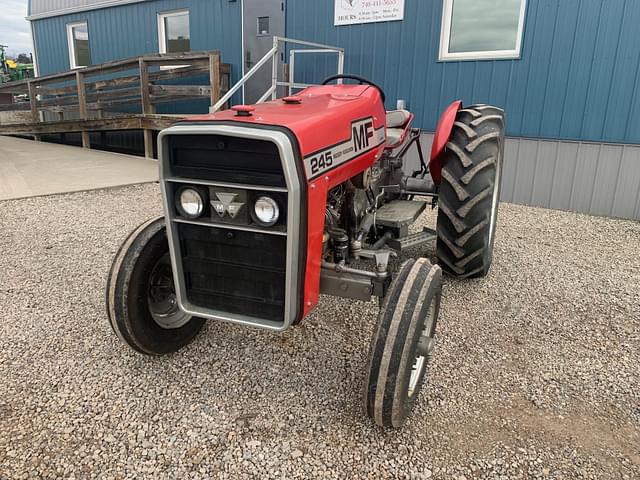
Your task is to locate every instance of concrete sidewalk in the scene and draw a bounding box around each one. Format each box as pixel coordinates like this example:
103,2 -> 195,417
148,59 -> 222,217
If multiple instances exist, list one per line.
0,136 -> 158,201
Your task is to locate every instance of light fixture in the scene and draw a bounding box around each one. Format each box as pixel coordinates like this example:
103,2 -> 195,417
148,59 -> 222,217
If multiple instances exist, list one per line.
253,196 -> 280,226
176,187 -> 205,219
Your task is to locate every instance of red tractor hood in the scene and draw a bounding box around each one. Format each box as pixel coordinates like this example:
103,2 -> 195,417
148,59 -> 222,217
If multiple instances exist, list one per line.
185,84 -> 387,159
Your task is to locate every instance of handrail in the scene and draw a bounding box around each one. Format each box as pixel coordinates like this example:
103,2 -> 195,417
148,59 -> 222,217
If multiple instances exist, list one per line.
0,50 -> 225,93
276,36 -> 344,52
210,36 -> 344,113
211,45 -> 278,112
0,50 -> 230,158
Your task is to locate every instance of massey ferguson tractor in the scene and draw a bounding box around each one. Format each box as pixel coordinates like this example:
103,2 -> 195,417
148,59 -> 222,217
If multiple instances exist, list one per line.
106,75 -> 504,428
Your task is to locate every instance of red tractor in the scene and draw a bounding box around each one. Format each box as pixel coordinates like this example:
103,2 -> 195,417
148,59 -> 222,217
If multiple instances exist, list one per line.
106,75 -> 504,428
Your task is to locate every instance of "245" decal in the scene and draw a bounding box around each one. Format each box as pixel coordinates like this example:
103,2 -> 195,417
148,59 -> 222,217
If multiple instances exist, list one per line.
309,151 -> 334,176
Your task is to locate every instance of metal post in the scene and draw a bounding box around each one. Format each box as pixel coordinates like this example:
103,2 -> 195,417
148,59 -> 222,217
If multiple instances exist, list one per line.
271,36 -> 279,100
289,50 -> 295,96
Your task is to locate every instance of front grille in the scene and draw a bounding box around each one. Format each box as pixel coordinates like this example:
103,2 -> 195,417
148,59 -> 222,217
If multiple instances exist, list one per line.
168,134 -> 286,187
178,223 -> 287,322
160,127 -> 303,329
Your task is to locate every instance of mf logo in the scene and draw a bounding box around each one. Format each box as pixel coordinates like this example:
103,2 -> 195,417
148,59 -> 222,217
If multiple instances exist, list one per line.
352,118 -> 374,153
342,0 -> 358,8
211,192 -> 244,219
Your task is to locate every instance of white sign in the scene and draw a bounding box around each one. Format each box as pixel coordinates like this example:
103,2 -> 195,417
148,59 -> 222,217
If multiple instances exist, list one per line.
334,0 -> 405,26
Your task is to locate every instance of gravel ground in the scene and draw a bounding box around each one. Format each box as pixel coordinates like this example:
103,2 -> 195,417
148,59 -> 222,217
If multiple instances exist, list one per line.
1,183 -> 639,479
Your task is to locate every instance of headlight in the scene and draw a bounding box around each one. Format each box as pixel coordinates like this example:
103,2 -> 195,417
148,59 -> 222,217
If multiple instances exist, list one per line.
253,196 -> 280,226
176,187 -> 204,219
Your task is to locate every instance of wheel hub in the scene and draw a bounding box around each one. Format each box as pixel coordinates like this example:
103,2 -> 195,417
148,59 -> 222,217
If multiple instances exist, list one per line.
147,253 -> 191,329
408,302 -> 437,399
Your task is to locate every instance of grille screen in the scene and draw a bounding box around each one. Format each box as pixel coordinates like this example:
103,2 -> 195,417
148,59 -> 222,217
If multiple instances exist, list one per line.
169,134 -> 286,187
178,223 -> 287,322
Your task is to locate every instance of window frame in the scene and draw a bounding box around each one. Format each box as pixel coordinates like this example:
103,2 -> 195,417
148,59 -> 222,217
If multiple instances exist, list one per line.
66,21 -> 91,69
439,0 -> 527,62
257,16 -> 270,37
157,9 -> 191,54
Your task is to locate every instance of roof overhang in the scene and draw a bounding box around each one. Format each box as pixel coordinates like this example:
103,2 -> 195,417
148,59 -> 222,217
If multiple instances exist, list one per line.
27,0 -> 148,21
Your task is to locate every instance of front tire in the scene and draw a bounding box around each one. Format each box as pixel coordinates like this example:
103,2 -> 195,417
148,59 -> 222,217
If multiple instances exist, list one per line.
364,258 -> 442,428
106,217 -> 205,355
436,104 -> 505,278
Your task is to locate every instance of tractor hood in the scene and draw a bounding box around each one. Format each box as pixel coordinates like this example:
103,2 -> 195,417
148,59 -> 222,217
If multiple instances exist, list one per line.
184,84 -> 387,160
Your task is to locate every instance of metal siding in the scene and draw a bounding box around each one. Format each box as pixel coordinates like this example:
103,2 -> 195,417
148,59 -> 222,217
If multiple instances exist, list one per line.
501,138 -> 640,220
500,137 -> 520,203
580,1 -> 627,142
32,0 -> 241,91
569,143 -> 600,213
538,0 -> 577,139
286,0 -> 640,145
603,3 -> 640,143
413,135 -> 640,220
548,142 -> 579,211
512,139 -> 538,205
612,147 -> 640,219
590,145 -> 624,216
529,140 -> 557,208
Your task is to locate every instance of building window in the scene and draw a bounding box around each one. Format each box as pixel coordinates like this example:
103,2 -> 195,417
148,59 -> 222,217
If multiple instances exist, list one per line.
439,0 -> 527,61
66,22 -> 91,68
158,10 -> 191,54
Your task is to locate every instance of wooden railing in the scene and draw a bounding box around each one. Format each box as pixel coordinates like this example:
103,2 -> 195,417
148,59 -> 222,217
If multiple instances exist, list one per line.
0,51 -> 230,157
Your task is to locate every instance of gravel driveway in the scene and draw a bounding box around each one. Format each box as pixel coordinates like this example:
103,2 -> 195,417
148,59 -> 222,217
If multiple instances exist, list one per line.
1,183 -> 638,479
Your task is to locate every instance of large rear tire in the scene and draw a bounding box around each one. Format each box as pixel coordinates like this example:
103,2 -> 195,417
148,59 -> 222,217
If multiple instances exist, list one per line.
436,104 -> 505,278
106,217 -> 205,355
364,258 -> 442,428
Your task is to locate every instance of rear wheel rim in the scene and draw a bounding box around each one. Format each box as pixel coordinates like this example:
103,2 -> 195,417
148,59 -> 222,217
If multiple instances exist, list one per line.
147,253 -> 191,329
488,147 -> 502,242
408,300 -> 437,398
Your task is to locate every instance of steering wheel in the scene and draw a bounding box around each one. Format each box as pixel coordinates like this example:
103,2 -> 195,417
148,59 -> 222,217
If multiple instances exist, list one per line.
321,74 -> 386,103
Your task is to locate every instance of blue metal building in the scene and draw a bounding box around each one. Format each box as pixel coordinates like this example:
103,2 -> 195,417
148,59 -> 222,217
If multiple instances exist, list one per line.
26,0 -> 640,220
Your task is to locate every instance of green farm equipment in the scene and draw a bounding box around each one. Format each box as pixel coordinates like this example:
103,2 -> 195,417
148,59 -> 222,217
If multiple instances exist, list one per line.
1,45 -> 34,84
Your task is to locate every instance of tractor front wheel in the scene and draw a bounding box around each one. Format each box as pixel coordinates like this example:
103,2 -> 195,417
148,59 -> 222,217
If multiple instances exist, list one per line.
436,104 -> 505,278
106,217 -> 205,355
364,258 -> 442,428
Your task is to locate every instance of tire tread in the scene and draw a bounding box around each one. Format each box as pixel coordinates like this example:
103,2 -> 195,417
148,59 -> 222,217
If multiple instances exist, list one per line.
436,104 -> 505,278
365,259 -> 442,428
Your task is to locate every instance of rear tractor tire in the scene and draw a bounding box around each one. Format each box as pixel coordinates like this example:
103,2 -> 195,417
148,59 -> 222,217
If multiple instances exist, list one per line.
364,258 -> 442,428
106,217 -> 205,355
436,104 -> 505,278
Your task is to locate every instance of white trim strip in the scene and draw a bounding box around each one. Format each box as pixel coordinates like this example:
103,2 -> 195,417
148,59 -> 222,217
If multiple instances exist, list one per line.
165,177 -> 288,193
303,120 -> 385,180
27,0 -> 147,21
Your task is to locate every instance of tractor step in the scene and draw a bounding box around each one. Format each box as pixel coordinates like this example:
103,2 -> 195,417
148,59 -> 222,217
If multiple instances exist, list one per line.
375,200 -> 427,229
387,228 -> 436,252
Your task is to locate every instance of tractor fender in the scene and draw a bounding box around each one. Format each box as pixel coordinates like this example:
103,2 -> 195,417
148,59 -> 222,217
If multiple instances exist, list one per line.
429,100 -> 463,184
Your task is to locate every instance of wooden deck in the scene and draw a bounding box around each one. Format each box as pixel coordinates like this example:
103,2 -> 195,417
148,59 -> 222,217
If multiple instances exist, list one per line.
0,51 -> 229,158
